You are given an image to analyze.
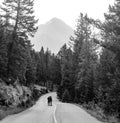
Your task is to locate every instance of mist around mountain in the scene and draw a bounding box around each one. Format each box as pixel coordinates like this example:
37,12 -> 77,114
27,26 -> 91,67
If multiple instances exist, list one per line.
31,18 -> 74,53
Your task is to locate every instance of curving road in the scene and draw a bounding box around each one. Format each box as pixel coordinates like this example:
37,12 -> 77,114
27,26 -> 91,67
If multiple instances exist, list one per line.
0,92 -> 102,123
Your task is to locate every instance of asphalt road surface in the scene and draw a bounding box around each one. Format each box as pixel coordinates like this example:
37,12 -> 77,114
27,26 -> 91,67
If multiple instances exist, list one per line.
0,92 -> 102,123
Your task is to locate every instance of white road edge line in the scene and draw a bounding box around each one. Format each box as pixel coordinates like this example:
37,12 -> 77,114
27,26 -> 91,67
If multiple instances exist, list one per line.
53,104 -> 57,123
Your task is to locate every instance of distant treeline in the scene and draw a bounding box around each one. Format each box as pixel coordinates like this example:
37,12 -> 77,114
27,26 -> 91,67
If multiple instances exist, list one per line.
1,0 -> 120,121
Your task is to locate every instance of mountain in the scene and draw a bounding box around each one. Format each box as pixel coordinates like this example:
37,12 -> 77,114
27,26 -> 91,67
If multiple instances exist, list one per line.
30,18 -> 74,53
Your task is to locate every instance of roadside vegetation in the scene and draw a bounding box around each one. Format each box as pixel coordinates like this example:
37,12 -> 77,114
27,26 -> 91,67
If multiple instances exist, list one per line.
0,79 -> 48,120
0,0 -> 120,122
57,0 -> 120,122
0,0 -> 56,120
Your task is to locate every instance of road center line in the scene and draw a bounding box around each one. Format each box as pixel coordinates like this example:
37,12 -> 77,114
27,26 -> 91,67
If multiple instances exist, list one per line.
53,104 -> 57,123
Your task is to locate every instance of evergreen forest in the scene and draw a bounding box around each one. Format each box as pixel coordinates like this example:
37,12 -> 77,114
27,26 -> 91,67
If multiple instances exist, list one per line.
0,0 -> 120,122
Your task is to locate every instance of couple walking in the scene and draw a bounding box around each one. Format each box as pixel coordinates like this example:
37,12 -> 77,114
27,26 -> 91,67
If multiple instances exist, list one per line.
47,96 -> 52,106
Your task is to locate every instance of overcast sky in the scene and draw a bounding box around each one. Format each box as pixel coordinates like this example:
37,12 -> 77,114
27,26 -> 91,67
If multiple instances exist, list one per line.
0,0 -> 115,29
34,0 -> 114,28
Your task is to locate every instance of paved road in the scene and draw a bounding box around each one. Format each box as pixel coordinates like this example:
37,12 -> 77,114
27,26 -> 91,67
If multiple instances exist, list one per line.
0,92 -> 102,123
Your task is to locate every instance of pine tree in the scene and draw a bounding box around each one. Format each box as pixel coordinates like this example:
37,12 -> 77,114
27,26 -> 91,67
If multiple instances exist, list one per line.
7,37 -> 28,83
0,0 -> 38,38
71,14 -> 97,103
0,0 -> 38,83
57,44 -> 75,101
0,20 -> 8,79
92,0 -> 120,116
25,50 -> 37,86
36,47 -> 47,86
49,55 -> 61,86
62,89 -> 71,103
